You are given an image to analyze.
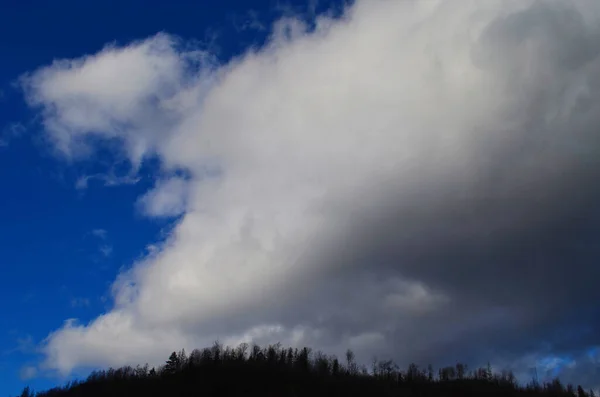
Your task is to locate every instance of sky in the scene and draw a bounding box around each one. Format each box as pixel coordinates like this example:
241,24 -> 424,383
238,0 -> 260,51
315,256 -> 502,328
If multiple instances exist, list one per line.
2,0 -> 600,395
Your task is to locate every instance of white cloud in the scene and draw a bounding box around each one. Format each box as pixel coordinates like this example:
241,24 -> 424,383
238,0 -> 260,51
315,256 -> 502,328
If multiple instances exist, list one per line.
20,0 -> 600,387
20,33 -> 216,167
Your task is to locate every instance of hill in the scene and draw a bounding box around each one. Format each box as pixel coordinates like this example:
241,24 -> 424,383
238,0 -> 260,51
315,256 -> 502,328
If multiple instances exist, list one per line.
13,343 -> 596,397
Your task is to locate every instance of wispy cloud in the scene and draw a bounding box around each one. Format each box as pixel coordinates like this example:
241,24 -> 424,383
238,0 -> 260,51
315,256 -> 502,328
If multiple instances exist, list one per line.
70,297 -> 91,308
90,229 -> 113,258
0,122 -> 25,147
91,229 -> 107,239
75,173 -> 140,190
3,335 -> 37,356
99,245 -> 113,257
231,9 -> 267,33
19,365 -> 38,380
16,335 -> 36,355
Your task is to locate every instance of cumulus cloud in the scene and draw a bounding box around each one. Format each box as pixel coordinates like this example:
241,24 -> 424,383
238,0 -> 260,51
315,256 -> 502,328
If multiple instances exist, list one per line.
20,33 -> 216,167
20,0 -> 600,389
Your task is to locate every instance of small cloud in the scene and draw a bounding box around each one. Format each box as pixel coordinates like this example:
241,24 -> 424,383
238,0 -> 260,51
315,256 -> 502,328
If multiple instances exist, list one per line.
70,297 -> 90,308
90,229 -> 113,258
91,229 -> 107,239
102,173 -> 141,187
7,122 -> 25,136
16,335 -> 36,354
0,122 -> 26,147
19,365 -> 37,380
231,9 -> 267,33
75,175 -> 90,190
99,244 -> 113,257
2,335 -> 37,356
76,173 -> 140,190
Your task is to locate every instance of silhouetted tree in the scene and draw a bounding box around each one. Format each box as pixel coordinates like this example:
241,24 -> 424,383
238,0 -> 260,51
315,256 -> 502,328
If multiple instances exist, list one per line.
19,386 -> 34,397
427,364 -> 434,382
332,357 -> 340,376
164,352 -> 179,375
456,362 -> 466,380
346,349 -> 357,375
17,342 -> 594,397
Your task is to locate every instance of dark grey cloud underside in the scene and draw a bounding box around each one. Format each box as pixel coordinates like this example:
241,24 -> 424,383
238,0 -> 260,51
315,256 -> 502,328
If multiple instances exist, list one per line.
311,0 -> 600,370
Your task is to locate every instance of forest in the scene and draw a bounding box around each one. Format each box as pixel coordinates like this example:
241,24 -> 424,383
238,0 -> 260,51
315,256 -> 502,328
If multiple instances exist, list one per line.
13,342 -> 596,397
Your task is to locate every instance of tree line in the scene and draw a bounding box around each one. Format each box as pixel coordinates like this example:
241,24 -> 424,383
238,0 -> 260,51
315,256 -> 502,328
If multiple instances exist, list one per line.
13,342 -> 597,397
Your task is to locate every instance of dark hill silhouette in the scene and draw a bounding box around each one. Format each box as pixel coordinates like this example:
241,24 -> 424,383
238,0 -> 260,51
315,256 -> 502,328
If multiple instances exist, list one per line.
12,342 -> 597,397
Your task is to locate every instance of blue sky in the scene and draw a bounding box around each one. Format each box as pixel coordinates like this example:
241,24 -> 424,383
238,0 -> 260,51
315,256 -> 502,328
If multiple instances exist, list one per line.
2,0 -> 600,396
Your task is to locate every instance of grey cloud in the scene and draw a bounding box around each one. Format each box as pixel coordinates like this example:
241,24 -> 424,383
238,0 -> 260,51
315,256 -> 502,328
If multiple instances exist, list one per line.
303,0 -> 600,373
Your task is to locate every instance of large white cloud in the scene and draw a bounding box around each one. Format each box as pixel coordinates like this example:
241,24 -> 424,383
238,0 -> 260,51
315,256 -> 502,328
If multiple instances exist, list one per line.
20,0 -> 600,388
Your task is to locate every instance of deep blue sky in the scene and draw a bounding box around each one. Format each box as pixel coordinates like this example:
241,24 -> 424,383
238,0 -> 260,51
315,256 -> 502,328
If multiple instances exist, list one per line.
0,1 -> 344,395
